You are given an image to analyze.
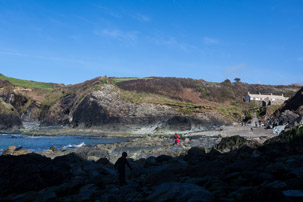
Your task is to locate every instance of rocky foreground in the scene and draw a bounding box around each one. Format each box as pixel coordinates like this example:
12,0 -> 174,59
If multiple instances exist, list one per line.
1,126 -> 303,201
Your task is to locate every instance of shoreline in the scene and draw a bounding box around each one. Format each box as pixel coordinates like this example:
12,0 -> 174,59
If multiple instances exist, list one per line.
0,125 -> 276,141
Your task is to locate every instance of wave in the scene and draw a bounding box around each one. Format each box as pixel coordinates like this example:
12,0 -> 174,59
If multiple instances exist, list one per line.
63,142 -> 86,149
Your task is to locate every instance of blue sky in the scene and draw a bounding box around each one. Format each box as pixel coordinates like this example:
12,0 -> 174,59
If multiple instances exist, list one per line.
0,0 -> 302,85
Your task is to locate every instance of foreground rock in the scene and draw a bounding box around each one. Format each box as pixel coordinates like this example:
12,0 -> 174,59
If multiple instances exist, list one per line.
2,146 -> 31,156
1,127 -> 303,201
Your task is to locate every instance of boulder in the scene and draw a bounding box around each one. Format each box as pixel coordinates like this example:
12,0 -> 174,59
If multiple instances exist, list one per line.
215,136 -> 261,153
2,146 -> 31,156
183,146 -> 206,163
283,190 -> 303,201
73,146 -> 109,161
146,182 -> 214,202
50,145 -> 58,152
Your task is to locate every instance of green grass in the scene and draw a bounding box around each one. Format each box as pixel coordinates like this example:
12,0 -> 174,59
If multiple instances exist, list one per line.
0,74 -> 53,89
112,77 -> 139,83
112,77 -> 153,83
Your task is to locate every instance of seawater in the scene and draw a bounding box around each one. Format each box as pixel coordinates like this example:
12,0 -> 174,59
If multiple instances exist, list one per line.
0,134 -> 130,154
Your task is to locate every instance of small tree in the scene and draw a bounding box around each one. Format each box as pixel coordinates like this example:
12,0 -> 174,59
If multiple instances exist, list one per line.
223,79 -> 231,84
234,78 -> 241,82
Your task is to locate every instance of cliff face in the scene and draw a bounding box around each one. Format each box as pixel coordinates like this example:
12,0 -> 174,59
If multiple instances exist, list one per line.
0,75 -> 301,133
70,85 -> 225,132
267,87 -> 303,127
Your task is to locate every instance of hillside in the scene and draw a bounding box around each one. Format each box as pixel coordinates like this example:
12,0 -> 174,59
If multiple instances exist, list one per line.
0,74 -> 301,133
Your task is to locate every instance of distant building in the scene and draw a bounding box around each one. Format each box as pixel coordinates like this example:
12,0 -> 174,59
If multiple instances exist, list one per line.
245,92 -> 289,106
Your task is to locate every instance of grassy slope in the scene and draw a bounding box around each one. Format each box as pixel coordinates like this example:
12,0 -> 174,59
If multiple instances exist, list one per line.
115,77 -> 300,121
0,74 -> 53,89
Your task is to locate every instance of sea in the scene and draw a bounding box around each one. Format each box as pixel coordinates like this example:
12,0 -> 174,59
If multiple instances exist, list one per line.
0,134 -> 130,155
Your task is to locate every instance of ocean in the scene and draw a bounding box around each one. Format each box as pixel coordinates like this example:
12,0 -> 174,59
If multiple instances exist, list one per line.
0,134 -> 130,154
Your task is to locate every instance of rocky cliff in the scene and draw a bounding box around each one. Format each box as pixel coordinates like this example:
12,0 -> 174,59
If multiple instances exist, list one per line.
69,85 -> 225,133
267,87 -> 303,128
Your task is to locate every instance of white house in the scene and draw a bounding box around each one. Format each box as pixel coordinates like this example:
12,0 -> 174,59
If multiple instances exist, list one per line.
245,92 -> 288,106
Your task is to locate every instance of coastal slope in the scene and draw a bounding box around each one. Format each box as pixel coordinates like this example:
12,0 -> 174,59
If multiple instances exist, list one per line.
0,74 -> 301,133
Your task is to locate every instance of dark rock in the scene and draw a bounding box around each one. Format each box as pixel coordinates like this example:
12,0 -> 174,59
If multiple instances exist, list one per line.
283,190 -> 303,202
183,146 -> 206,163
73,146 -> 109,161
215,136 -> 261,153
96,158 -> 111,166
144,157 -> 158,168
146,182 -> 214,202
227,159 -> 258,172
230,186 -> 258,202
50,145 -> 58,152
257,186 -> 292,202
0,113 -> 22,130
268,180 -> 288,190
263,126 -> 303,153
155,155 -> 173,163
267,87 -> 303,128
0,153 -> 72,197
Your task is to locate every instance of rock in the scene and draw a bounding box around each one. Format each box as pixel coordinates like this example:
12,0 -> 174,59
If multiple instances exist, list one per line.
184,138 -> 190,143
2,145 -> 31,156
87,156 -> 100,161
215,136 -> 261,153
283,190 -> 303,201
268,180 -> 288,190
2,145 -> 17,155
50,145 -> 58,152
155,155 -> 173,163
96,157 -> 111,166
0,153 -> 72,197
254,172 -> 274,184
78,184 -> 100,201
258,186 -> 292,202
73,147 -> 109,161
146,182 -> 214,202
230,186 -> 258,202
227,159 -> 258,172
251,150 -> 262,158
0,110 -> 23,130
144,157 -> 158,167
184,146 -> 206,163
266,87 -> 303,128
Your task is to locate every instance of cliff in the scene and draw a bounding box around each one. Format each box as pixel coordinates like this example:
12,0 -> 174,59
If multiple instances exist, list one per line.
267,87 -> 303,128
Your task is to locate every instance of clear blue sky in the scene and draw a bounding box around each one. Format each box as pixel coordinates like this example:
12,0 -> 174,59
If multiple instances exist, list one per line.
0,0 -> 302,85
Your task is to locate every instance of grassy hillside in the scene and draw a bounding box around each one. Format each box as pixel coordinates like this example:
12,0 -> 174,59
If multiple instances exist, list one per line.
116,77 -> 300,103
0,74 -> 53,89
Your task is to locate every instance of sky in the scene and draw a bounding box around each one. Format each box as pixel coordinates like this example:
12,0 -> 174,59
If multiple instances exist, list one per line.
0,0 -> 302,85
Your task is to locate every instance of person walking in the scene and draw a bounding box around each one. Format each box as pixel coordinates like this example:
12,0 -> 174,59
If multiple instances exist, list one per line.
173,133 -> 180,145
114,152 -> 132,186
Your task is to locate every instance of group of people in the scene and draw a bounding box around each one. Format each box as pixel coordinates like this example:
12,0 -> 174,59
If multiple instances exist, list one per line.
115,132 -> 181,186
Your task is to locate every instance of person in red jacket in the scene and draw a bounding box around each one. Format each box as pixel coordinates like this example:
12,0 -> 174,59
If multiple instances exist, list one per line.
114,152 -> 132,186
174,133 -> 180,145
